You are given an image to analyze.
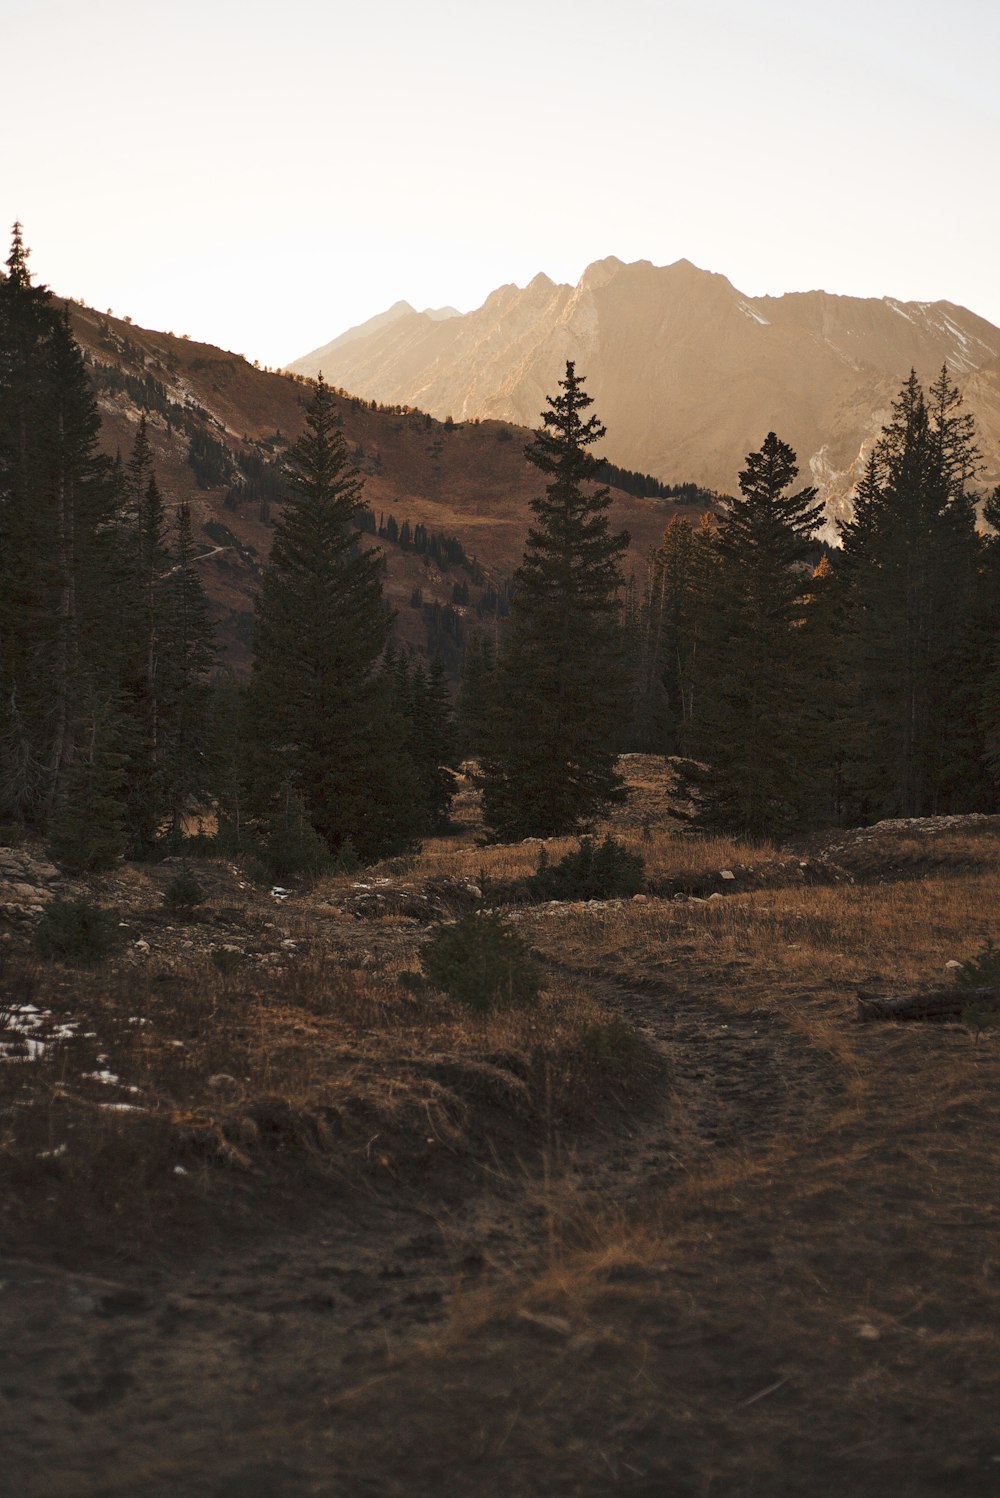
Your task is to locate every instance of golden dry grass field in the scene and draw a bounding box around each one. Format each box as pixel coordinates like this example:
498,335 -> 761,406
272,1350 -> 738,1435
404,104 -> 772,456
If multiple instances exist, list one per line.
3,762 -> 1000,1496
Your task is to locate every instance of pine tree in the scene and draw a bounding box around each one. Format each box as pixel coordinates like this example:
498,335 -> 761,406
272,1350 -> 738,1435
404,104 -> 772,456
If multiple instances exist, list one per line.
158,502 -> 216,844
456,632 -> 496,758
978,487 -> 1000,791
47,698 -> 128,872
691,433 -> 825,835
119,464 -> 170,851
837,369 -> 984,818
626,513 -> 709,753
246,377 -> 421,864
0,228 -> 122,830
407,654 -> 459,831
480,363 -> 630,839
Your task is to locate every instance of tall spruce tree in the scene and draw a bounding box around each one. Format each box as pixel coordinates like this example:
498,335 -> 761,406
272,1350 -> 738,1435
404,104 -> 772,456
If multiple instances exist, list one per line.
978,487 -> 1000,791
456,632 -> 496,757
480,362 -> 630,839
837,369 -> 984,818
691,433 -> 825,835
158,502 -> 216,844
0,226 -> 125,837
119,462 -> 171,851
626,513 -> 713,754
246,376 -> 421,864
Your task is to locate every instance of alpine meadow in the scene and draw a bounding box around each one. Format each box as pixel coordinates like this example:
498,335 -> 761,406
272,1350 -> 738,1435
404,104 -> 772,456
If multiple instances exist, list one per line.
5,206 -> 1000,1498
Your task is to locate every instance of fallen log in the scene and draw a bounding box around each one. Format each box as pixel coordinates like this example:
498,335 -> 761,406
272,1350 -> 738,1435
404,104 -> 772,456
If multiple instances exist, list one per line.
856,987 -> 1000,1024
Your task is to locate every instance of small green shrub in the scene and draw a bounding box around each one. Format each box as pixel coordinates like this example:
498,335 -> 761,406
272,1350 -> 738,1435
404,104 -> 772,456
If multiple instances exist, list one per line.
32,898 -> 124,964
953,939 -> 1000,990
578,1018 -> 644,1075
526,836 -> 645,902
211,948 -> 243,975
415,912 -> 542,1013
253,791 -> 331,884
332,836 -> 361,875
163,870 -> 207,916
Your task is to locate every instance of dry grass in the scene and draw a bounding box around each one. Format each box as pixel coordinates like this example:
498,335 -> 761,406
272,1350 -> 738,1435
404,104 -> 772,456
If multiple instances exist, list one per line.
6,777 -> 1000,1492
0,932 -> 656,1260
312,829 -> 1000,1496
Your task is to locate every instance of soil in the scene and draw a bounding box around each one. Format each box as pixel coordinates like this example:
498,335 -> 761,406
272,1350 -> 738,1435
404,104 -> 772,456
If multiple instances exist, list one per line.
8,962 -> 998,1497
5,810 -> 1000,1496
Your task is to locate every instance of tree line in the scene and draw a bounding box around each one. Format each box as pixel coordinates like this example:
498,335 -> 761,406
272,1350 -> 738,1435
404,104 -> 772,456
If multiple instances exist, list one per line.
5,220 -> 1000,874
0,227 -> 458,872
458,363 -> 1000,838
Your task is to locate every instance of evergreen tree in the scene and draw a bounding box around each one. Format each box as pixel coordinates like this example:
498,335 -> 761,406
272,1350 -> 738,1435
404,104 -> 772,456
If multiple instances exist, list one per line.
691,433 -> 825,835
979,487 -> 1000,790
119,465 -> 170,851
158,502 -> 216,844
626,513 -> 709,753
837,369 -> 984,818
480,363 -> 630,838
246,377 -> 421,864
407,654 -> 459,831
456,632 -> 496,757
47,698 -> 128,872
0,227 -> 123,830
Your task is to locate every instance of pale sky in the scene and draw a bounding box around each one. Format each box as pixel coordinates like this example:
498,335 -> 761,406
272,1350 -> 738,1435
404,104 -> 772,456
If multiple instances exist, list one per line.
3,0 -> 998,369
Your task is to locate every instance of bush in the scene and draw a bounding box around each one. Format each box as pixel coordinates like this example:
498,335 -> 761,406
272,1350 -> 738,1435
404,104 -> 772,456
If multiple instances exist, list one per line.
953,939 -> 1000,990
526,836 -> 645,902
163,870 -> 207,916
32,898 -> 124,964
211,947 -> 243,975
414,912 -> 542,1013
578,1018 -> 644,1075
253,791 -> 331,884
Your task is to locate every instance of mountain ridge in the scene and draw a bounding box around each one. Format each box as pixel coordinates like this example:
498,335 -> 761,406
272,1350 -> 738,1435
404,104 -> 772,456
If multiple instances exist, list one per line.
288,258 -> 1000,524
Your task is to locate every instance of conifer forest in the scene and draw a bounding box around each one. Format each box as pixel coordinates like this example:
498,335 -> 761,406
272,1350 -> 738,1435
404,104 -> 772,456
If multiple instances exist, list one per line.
3,225 -> 1000,868
6,224 -> 1000,1498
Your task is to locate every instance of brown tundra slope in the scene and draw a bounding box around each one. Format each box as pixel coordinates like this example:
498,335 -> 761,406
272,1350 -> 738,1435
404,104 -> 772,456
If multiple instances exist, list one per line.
67,301 -> 701,669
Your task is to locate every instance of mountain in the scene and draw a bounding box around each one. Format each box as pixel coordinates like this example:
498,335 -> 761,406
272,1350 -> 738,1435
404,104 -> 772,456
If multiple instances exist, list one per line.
65,302 -> 688,672
288,258 -> 1000,525
293,299 -> 459,371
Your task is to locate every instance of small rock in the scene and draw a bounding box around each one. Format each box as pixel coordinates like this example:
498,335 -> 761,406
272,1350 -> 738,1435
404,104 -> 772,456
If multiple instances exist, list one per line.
133,939 -> 150,953
207,1073 -> 240,1092
719,869 -> 736,880
708,892 -> 723,901
465,884 -> 482,899
632,893 -> 647,902
11,883 -> 39,901
945,960 -> 963,971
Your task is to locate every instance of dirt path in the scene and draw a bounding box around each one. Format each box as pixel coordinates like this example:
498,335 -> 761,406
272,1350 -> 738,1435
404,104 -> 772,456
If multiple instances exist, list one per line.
3,970 -> 848,1498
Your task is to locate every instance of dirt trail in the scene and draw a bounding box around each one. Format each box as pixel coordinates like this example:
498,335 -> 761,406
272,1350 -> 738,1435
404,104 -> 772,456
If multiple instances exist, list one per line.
3,970 -> 844,1498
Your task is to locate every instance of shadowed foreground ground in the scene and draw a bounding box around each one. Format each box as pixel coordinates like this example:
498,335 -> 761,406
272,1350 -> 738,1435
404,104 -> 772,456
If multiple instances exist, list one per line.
4,778 -> 1000,1495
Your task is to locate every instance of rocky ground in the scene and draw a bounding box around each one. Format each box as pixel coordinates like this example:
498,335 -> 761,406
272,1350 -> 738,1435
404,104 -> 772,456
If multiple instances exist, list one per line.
4,770 -> 1000,1496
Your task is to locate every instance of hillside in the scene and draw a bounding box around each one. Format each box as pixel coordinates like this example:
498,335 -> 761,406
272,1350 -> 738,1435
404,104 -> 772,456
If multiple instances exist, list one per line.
289,257 -> 1000,526
66,302 -> 702,670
